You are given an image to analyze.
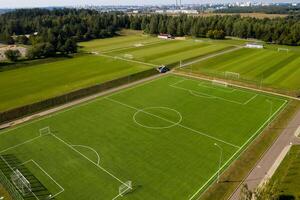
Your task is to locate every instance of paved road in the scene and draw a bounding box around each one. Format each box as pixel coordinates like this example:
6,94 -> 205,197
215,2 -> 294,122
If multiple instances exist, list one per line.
229,107 -> 300,200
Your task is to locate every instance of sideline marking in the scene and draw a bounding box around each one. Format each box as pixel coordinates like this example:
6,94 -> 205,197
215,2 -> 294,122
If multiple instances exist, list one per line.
105,97 -> 240,149
170,79 -> 258,105
133,107 -> 182,129
99,54 -> 157,67
188,100 -> 288,200
51,133 -> 131,188
71,144 -> 101,165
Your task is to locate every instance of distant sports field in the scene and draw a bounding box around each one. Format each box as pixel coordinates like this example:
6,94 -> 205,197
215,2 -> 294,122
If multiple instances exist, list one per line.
0,55 -> 151,112
0,34 -> 234,112
0,75 -> 287,200
180,48 -> 300,90
80,35 -> 234,66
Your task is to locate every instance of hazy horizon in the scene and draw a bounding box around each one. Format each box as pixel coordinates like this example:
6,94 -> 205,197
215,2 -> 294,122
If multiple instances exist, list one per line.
0,0 -> 299,9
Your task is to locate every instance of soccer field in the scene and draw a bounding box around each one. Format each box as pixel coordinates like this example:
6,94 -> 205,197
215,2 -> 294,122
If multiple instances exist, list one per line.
0,75 -> 288,200
180,48 -> 300,90
80,35 -> 234,66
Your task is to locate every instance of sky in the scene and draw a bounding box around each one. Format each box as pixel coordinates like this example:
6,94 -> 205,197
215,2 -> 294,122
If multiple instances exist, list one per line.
0,0 -> 299,8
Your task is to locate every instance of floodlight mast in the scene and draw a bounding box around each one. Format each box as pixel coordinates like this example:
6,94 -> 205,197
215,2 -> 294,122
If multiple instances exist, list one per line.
265,99 -> 273,128
214,143 -> 223,183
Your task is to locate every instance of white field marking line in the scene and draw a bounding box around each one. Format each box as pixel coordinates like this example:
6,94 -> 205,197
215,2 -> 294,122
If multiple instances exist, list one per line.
198,82 -> 237,93
179,46 -> 242,68
0,156 -> 40,200
133,107 -> 183,129
171,78 -> 258,105
71,145 -> 101,165
172,72 -> 298,102
105,97 -> 240,149
189,90 -> 215,99
188,100 -> 288,200
51,133 -> 130,188
98,53 -> 157,67
170,83 -> 257,105
19,159 -> 64,198
0,74 -> 168,136
111,186 -> 133,200
0,135 -> 42,154
102,40 -> 167,54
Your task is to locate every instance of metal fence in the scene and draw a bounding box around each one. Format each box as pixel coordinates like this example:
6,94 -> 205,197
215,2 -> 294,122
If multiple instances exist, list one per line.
0,169 -> 24,200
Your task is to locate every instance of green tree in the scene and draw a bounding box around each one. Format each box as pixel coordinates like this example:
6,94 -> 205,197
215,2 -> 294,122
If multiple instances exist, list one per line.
4,49 -> 21,62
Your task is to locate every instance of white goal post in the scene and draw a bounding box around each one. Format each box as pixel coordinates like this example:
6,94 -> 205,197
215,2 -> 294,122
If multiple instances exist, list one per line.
225,71 -> 240,79
277,48 -> 289,52
11,169 -> 32,195
212,80 -> 228,87
119,181 -> 132,196
39,127 -> 51,136
123,54 -> 134,59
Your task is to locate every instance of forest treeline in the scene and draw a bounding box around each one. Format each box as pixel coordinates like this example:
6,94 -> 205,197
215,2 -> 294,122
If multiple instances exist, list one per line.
0,9 -> 300,59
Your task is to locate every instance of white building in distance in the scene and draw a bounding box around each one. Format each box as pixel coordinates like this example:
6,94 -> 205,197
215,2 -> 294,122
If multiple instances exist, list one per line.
245,43 -> 264,49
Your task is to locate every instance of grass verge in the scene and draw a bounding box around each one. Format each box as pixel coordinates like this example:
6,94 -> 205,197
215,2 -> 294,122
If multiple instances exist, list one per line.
199,100 -> 300,200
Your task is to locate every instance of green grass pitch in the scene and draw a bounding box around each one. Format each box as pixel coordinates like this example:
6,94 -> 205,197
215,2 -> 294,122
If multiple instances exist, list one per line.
181,48 -> 300,90
0,75 -> 288,200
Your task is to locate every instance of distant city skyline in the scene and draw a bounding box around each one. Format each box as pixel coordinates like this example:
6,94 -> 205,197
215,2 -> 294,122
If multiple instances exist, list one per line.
0,0 -> 299,8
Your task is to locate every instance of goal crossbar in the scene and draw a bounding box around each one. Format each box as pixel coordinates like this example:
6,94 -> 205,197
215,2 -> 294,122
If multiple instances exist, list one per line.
212,80 -> 228,87
119,180 -> 132,196
225,71 -> 240,79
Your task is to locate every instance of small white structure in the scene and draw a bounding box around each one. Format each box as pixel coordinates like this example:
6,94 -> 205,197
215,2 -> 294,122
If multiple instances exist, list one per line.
158,34 -> 173,40
245,43 -> 264,49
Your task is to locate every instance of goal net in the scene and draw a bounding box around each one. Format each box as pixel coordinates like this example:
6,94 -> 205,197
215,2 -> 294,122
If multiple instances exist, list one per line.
278,48 -> 289,52
123,54 -> 133,59
39,127 -> 51,136
11,169 -> 32,195
225,71 -> 240,79
119,181 -> 132,196
212,80 -> 228,87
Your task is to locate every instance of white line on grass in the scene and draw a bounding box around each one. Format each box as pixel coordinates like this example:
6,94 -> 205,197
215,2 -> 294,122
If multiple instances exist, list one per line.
188,99 -> 288,200
105,97 -> 240,149
102,40 -> 167,54
19,159 -> 65,198
51,134 -> 131,188
0,75 -> 169,136
0,135 -> 42,154
99,54 -> 157,67
170,80 -> 258,105
71,144 -> 101,165
0,156 -> 40,200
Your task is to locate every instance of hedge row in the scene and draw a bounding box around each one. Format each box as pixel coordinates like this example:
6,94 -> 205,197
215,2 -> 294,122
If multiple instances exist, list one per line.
0,68 -> 158,124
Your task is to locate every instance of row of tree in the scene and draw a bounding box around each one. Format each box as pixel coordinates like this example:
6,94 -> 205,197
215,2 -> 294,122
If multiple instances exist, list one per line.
129,14 -> 300,46
0,9 -> 300,61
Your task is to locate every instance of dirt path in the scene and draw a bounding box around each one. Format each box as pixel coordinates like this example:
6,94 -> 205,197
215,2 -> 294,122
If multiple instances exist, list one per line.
229,108 -> 300,200
0,73 -> 165,130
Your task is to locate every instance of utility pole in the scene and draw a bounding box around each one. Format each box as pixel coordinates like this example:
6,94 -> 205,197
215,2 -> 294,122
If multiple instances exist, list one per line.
214,143 -> 223,183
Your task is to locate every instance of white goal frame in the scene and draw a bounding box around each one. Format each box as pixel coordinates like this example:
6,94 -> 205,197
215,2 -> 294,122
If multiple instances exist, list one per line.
39,127 -> 51,136
212,80 -> 228,87
277,48 -> 289,53
11,169 -> 32,195
123,54 -> 133,59
225,71 -> 240,79
119,180 -> 132,196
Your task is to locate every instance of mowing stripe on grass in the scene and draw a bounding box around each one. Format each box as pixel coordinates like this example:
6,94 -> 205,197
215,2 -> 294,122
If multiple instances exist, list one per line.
99,54 -> 157,67
105,97 -> 240,149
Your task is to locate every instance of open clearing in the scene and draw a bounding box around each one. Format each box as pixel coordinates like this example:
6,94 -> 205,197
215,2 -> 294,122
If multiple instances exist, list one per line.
0,75 -> 287,200
179,48 -> 300,90
269,145 -> 300,199
0,55 -> 151,112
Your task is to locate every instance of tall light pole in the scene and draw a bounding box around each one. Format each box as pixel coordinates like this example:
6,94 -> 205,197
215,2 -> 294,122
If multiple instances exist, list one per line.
266,99 -> 273,128
214,143 -> 223,183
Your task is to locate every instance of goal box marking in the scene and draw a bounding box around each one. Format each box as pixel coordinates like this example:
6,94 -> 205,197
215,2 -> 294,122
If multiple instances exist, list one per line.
39,127 -> 51,136
212,80 -> 228,87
